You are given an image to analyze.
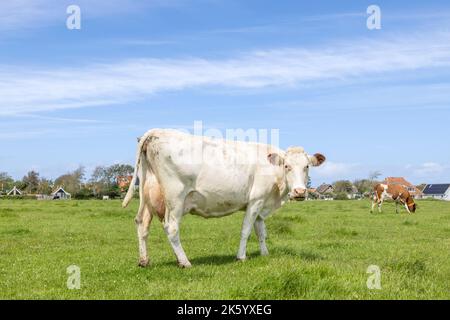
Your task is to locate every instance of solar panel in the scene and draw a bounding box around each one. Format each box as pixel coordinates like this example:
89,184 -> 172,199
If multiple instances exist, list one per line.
422,184 -> 450,194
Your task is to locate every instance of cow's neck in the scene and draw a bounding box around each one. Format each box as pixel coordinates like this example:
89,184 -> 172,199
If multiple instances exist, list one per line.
278,175 -> 289,199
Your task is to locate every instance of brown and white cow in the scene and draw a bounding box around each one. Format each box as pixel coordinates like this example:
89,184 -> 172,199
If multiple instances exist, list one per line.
122,129 -> 326,267
371,183 -> 417,214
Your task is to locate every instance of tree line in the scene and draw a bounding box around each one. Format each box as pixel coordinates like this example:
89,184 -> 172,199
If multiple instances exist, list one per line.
0,164 -> 133,199
1,168 -> 425,200
316,171 -> 425,200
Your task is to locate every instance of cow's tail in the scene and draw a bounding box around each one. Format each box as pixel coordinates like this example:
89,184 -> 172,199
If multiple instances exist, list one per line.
122,131 -> 152,208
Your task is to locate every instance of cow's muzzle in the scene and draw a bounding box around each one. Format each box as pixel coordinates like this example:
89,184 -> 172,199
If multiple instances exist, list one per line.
290,188 -> 307,201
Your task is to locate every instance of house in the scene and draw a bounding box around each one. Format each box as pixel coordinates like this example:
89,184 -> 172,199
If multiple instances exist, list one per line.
317,183 -> 333,194
117,175 -> 133,193
52,187 -> 71,200
7,186 -> 22,196
316,183 -> 334,200
383,177 -> 423,198
348,185 -> 362,199
306,188 -> 318,200
421,184 -> 450,201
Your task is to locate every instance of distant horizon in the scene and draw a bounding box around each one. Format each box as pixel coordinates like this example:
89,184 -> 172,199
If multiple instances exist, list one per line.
4,164 -> 446,188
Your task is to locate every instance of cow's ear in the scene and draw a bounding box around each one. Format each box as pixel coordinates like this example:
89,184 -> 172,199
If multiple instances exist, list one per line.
309,153 -> 326,166
267,153 -> 284,166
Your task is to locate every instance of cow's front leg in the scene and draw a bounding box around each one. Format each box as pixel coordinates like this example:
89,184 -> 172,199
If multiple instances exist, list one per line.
254,216 -> 269,256
164,206 -> 191,268
404,203 -> 411,214
237,201 -> 263,261
370,198 -> 377,213
135,205 -> 152,267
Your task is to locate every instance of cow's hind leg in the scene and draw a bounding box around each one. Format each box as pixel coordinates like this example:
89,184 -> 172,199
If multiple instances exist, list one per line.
237,200 -> 263,261
164,205 -> 191,268
135,205 -> 152,267
254,216 -> 269,256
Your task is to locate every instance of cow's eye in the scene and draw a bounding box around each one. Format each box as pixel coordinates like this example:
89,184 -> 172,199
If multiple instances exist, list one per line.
306,165 -> 309,169
284,164 -> 291,170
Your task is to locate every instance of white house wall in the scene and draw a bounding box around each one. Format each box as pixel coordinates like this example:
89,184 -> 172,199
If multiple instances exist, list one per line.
445,188 -> 450,201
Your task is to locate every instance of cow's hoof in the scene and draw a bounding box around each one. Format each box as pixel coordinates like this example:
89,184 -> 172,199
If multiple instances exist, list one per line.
178,261 -> 192,268
236,257 -> 246,262
138,258 -> 150,267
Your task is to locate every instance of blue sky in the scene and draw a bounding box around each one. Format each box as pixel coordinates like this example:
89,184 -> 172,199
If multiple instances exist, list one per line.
1,0 -> 450,185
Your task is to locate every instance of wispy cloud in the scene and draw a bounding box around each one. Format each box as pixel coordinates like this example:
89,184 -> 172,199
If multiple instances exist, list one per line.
0,129 -> 56,140
0,0 -> 184,33
206,12 -> 366,35
0,0 -> 55,32
314,161 -> 360,179
1,31 -> 450,115
269,82 -> 450,113
12,114 -> 113,124
112,39 -> 178,46
412,162 -> 450,178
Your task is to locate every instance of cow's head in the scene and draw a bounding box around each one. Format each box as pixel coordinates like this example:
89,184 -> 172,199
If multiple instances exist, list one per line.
268,147 -> 326,201
407,199 -> 417,213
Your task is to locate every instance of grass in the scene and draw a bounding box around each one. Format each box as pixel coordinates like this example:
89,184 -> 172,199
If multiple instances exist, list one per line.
0,199 -> 449,299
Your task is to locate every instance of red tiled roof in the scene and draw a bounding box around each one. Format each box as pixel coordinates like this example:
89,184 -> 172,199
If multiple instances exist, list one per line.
383,177 -> 423,196
384,177 -> 413,187
117,175 -> 133,188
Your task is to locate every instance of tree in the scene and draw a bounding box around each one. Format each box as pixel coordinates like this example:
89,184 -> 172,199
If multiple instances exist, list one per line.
105,184 -> 121,199
334,192 -> 349,200
89,163 -> 134,196
353,179 -> 373,194
54,166 -> 85,194
369,171 -> 382,182
332,180 -> 354,193
0,172 -> 14,193
22,170 -> 40,194
37,178 -> 53,195
90,166 -> 108,195
306,176 -> 312,189
74,187 -> 94,200
107,164 -> 133,179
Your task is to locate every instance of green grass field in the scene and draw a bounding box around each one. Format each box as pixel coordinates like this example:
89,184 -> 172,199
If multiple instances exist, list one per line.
0,199 -> 449,299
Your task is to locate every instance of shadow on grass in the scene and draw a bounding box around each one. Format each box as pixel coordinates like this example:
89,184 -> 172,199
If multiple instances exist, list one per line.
159,252 -> 261,267
160,245 -> 325,267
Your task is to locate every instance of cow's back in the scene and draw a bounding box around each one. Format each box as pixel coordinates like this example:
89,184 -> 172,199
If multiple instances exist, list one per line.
387,184 -> 411,200
144,129 -> 282,217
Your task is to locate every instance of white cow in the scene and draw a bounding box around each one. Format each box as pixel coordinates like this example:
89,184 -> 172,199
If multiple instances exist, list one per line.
122,129 -> 325,267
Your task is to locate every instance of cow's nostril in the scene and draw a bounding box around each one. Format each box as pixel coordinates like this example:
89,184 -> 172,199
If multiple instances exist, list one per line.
294,188 -> 306,196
